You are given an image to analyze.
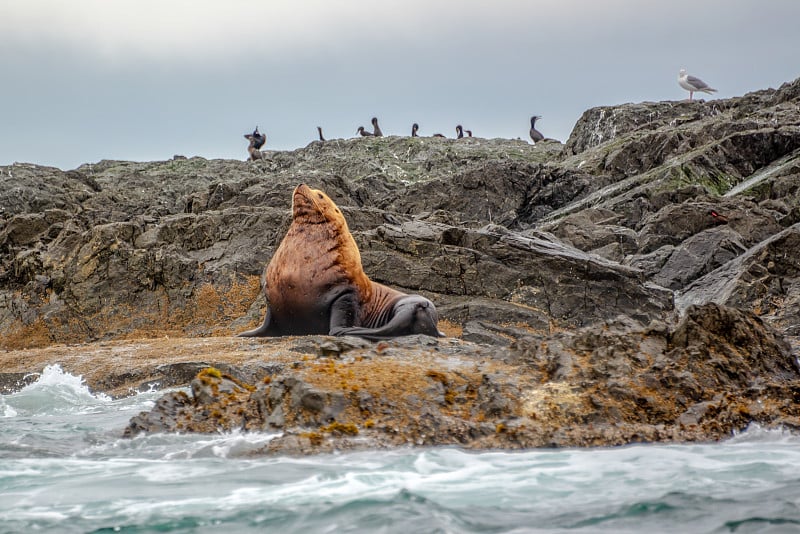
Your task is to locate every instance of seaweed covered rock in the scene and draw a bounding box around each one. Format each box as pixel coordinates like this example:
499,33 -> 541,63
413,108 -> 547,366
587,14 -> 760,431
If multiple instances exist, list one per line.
122,304 -> 800,452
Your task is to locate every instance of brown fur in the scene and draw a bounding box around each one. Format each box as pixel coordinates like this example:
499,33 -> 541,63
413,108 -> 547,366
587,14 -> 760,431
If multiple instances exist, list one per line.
239,184 -> 442,338
257,185 -> 405,335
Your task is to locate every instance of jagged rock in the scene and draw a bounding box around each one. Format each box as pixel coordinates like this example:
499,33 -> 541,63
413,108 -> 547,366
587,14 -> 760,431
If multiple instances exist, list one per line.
676,223 -> 800,337
124,391 -> 193,436
650,226 -> 747,289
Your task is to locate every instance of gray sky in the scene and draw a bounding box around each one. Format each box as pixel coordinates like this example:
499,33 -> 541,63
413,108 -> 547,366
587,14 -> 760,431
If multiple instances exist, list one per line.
2,0 -> 799,170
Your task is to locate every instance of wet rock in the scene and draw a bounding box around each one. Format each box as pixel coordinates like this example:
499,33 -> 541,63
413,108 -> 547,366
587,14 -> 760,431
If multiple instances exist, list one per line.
121,303 -> 800,452
124,391 -> 192,436
0,372 -> 38,394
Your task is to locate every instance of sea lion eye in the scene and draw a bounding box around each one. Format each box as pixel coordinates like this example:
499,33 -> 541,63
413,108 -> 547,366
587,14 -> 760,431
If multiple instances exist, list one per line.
318,194 -> 324,199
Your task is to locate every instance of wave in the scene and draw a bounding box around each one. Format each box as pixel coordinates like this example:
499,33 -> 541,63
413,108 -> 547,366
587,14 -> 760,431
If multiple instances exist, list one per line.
3,364 -> 113,416
87,429 -> 283,460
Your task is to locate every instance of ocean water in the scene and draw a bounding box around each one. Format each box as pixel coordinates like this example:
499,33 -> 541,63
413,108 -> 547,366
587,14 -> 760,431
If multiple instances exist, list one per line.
2,366 -> 800,533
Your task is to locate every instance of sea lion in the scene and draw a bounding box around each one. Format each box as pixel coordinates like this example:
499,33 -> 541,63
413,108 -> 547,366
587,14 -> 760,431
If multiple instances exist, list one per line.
238,184 -> 444,340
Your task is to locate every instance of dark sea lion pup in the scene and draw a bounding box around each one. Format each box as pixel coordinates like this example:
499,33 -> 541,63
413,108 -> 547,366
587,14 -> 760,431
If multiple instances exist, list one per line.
238,184 -> 444,340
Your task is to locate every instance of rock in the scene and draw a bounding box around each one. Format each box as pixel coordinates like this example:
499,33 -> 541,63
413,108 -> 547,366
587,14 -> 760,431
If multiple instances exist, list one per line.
122,303 -> 800,451
676,224 -> 800,337
4,76 -> 800,452
124,391 -> 192,436
651,226 -> 746,289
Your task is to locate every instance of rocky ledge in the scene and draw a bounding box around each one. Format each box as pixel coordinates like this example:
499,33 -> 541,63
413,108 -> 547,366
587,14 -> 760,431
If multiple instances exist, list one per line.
122,303 -> 799,453
2,77 -> 800,452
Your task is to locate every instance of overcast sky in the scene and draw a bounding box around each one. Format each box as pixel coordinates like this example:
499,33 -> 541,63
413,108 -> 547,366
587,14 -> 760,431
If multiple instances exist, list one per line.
1,0 -> 799,170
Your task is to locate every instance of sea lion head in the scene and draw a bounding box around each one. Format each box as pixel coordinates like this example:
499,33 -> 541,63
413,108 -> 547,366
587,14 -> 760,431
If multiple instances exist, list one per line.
292,184 -> 349,230
288,184 -> 367,293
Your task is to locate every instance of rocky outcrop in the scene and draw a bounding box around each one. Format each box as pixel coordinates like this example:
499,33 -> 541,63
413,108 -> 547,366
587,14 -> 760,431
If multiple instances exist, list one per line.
3,76 -> 800,451
123,303 -> 800,451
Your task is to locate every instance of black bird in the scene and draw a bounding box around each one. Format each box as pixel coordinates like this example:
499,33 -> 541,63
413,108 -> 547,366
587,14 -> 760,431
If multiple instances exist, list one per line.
244,126 -> 266,161
244,126 -> 266,149
357,126 -> 374,137
411,123 -> 419,137
456,125 -> 465,139
317,126 -> 325,142
529,116 -> 544,143
465,130 -> 473,137
371,117 -> 383,137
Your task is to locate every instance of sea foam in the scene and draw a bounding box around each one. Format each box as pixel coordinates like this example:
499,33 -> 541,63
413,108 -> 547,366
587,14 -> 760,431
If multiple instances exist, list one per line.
4,364 -> 111,416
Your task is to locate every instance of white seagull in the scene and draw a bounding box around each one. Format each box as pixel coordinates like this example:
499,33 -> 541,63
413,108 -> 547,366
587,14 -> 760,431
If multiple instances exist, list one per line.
678,68 -> 717,101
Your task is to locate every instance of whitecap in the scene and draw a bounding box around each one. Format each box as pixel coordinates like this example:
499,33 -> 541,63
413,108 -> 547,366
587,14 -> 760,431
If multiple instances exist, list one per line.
90,429 -> 282,461
0,397 -> 18,418
728,423 -> 800,444
5,364 -> 111,416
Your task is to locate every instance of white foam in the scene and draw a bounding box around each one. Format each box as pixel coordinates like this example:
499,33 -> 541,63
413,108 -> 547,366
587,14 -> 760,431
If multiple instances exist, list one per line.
7,364 -> 111,414
91,429 -> 282,461
0,397 -> 18,418
728,422 -> 800,444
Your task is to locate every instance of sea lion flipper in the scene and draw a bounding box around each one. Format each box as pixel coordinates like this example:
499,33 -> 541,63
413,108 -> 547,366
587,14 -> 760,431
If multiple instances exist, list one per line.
237,306 -> 278,337
331,296 -> 443,340
328,290 -> 361,334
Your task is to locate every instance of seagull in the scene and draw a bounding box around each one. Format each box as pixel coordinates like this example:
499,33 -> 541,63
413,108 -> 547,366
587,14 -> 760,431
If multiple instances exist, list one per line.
678,69 -> 717,101
529,116 -> 544,143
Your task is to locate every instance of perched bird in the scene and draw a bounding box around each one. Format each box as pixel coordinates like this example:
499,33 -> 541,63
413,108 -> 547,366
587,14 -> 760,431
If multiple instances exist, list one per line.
529,116 -> 544,143
465,130 -> 473,137
432,133 -> 446,138
678,69 -> 717,101
245,126 -> 266,149
411,123 -> 419,137
456,125 -> 465,139
357,126 -> 374,137
371,117 -> 383,137
317,126 -> 325,142
244,126 -> 266,161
